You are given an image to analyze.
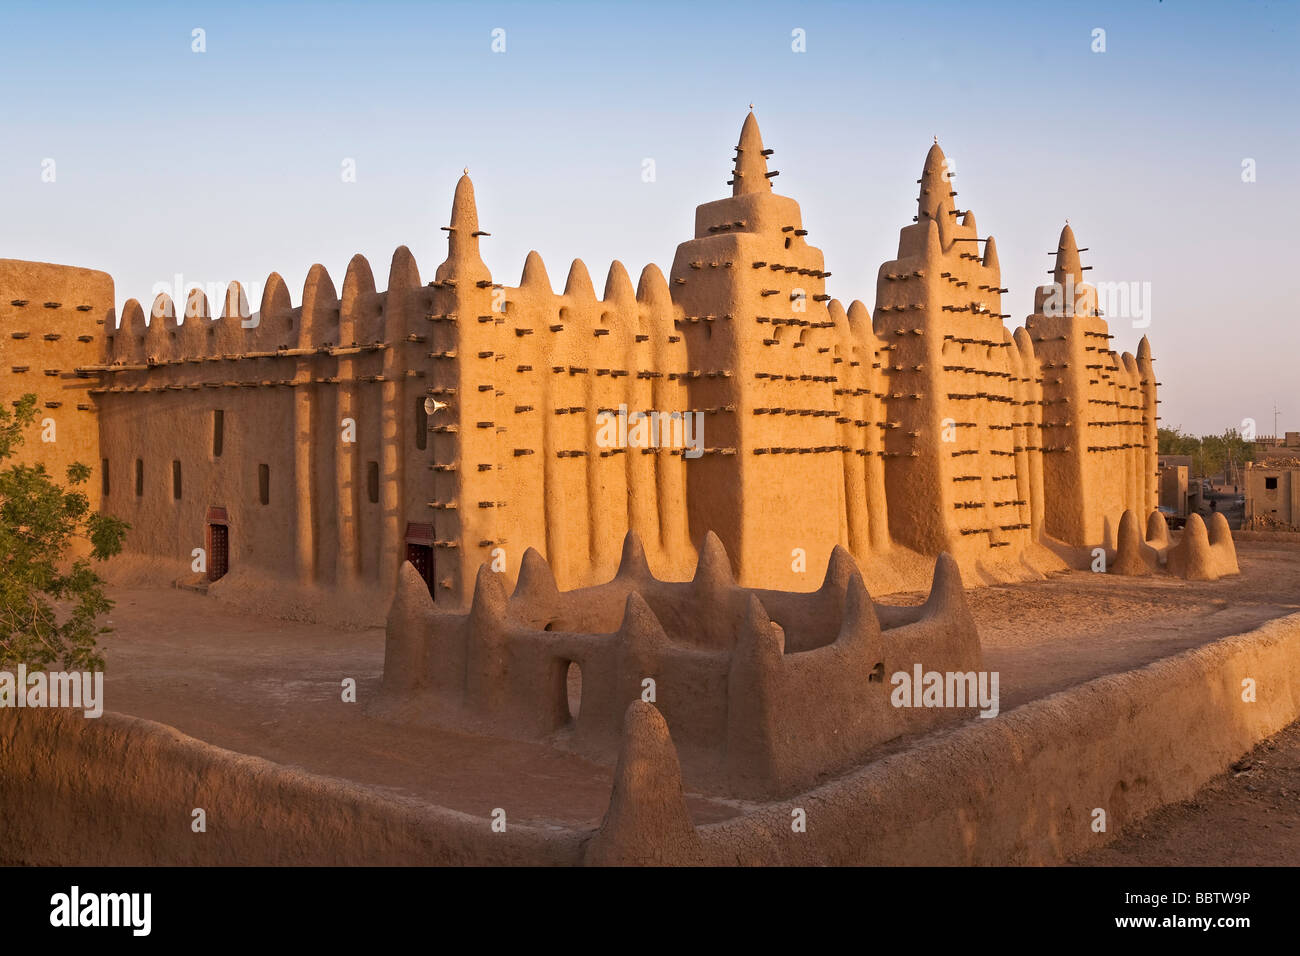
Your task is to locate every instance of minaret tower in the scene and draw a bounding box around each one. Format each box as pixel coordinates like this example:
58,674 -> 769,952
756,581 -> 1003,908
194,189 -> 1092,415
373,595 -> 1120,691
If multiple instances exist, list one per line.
1025,223 -> 1151,548
875,141 -> 1027,564
1026,224 -> 1093,545
430,172 -> 506,605
668,110 -> 846,588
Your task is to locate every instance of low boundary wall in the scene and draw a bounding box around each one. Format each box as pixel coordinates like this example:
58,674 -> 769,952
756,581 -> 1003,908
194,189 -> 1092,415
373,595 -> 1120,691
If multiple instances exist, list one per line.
697,611 -> 1300,864
0,710 -> 582,866
3,612 -> 1299,865
1232,529 -> 1300,545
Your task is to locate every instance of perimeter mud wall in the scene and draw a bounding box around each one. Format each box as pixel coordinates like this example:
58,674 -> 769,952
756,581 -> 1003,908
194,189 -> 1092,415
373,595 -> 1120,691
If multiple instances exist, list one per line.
3,611 -> 1299,866
0,710 -> 584,866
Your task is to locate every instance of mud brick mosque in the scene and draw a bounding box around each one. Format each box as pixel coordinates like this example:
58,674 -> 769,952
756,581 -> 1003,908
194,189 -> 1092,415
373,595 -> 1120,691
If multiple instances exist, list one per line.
0,111 -> 1158,610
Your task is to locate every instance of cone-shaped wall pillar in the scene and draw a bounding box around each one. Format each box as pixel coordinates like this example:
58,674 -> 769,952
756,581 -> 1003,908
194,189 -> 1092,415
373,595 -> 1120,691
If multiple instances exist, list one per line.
584,702 -> 703,865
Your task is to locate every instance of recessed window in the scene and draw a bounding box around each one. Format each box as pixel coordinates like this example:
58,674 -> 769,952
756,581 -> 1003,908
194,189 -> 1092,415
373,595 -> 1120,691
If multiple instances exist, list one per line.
367,461 -> 379,504
415,397 -> 428,450
258,464 -> 270,505
172,460 -> 182,500
135,459 -> 143,497
213,410 -> 224,457
101,459 -> 110,496
565,661 -> 582,721
1266,476 -> 1278,490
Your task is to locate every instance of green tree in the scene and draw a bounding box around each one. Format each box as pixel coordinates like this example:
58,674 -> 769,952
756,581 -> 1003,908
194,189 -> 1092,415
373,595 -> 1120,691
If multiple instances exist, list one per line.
1201,432 -> 1227,477
0,394 -> 128,671
1157,425 -> 1256,481
1157,425 -> 1199,458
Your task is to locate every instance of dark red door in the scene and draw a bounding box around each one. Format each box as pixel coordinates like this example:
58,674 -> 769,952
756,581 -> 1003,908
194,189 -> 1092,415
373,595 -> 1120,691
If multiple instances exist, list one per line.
209,524 -> 229,581
406,542 -> 434,597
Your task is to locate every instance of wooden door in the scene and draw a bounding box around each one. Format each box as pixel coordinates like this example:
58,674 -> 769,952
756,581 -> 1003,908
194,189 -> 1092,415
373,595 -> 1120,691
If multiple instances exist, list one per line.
208,524 -> 229,581
405,542 -> 434,597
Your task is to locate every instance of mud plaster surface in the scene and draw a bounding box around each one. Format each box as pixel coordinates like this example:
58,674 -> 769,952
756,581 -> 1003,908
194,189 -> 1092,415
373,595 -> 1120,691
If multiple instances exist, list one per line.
1072,718 -> 1300,866
87,539 -> 1300,830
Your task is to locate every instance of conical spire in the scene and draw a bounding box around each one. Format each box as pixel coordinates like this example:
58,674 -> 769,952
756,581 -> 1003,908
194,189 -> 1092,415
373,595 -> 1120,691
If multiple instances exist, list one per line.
917,142 -> 955,223
693,531 -> 735,594
583,702 -> 703,866
603,260 -> 635,304
519,250 -> 551,290
449,173 -> 480,244
731,111 -> 773,197
1052,223 -> 1083,286
513,547 -> 559,605
635,264 -> 671,310
564,258 -> 595,299
436,173 -> 489,283
819,544 -> 860,595
982,234 -> 1000,272
847,299 -> 871,328
616,530 -> 652,581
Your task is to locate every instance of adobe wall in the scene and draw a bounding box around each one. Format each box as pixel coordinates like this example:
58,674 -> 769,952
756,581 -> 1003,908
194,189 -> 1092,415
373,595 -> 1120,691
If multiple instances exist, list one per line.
1,111 -> 1156,611
0,708 -> 583,866
382,536 -> 982,797
452,203 -> 697,596
875,144 -> 1038,566
1159,463 -> 1189,514
668,112 -> 862,588
690,610 -> 1300,865
1245,463 -> 1298,527
94,254 -> 433,609
1234,529 -> 1300,544
0,258 -> 111,508
94,177 -> 707,611
1024,227 -> 1157,549
3,609 -> 1297,866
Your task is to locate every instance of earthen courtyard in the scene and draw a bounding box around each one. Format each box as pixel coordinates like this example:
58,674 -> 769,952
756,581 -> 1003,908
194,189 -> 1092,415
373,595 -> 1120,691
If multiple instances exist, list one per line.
50,537 -> 1300,848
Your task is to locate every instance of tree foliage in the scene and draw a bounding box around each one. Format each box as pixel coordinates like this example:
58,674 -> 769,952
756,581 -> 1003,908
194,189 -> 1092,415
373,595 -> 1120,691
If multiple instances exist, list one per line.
1158,425 -> 1256,479
0,394 -> 128,670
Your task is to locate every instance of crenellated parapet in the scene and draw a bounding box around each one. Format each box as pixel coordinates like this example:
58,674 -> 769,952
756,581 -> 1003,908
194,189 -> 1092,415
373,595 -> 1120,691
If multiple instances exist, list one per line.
383,530 -> 983,797
1108,508 -> 1238,581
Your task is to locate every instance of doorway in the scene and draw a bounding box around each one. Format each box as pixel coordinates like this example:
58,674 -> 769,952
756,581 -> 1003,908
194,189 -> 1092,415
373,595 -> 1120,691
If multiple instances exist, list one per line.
208,523 -> 229,582
406,542 -> 434,597
549,658 -> 582,729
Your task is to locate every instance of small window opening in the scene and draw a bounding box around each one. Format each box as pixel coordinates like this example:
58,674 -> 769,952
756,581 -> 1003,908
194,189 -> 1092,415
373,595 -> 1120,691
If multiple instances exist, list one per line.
213,409 -> 225,457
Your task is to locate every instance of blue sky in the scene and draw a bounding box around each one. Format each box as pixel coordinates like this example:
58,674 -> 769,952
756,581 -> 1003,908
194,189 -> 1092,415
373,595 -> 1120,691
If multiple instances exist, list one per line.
0,0 -> 1295,434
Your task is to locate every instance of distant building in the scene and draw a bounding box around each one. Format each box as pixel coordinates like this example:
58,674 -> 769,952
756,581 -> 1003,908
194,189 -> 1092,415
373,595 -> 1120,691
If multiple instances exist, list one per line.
1245,458 -> 1300,529
1255,432 -> 1300,460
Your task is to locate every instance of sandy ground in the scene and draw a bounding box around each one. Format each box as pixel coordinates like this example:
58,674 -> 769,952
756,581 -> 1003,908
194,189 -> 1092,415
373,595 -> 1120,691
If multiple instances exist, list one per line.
899,539 -> 1300,711
1072,719 -> 1300,866
88,540 -> 1300,839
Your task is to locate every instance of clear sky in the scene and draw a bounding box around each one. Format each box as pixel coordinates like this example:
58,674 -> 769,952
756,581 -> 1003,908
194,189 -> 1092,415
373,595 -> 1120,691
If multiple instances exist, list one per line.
0,0 -> 1295,435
